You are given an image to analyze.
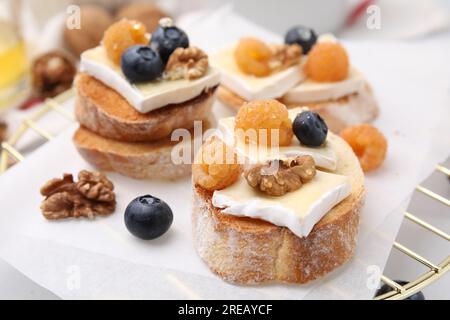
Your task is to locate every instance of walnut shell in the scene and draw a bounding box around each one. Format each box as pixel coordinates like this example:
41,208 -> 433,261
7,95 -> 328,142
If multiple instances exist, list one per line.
32,50 -> 76,98
115,3 -> 168,33
64,4 -> 114,57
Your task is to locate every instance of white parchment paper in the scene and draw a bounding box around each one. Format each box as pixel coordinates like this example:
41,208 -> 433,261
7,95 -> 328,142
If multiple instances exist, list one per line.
0,9 -> 449,299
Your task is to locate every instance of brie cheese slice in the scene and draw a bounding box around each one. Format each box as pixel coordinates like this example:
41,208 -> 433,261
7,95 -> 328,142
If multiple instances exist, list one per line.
283,67 -> 366,104
212,170 -> 351,238
210,46 -> 304,101
80,46 -> 221,113
217,108 -> 338,171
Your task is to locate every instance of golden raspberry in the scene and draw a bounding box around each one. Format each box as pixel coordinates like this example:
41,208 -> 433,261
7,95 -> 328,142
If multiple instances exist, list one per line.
103,19 -> 148,65
340,124 -> 387,172
234,37 -> 272,77
235,100 -> 293,147
192,137 -> 242,191
305,42 -> 349,82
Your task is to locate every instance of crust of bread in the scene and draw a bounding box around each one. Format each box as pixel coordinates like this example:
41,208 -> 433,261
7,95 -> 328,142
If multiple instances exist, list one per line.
217,84 -> 379,133
75,73 -> 217,142
73,125 -> 203,180
192,133 -> 365,284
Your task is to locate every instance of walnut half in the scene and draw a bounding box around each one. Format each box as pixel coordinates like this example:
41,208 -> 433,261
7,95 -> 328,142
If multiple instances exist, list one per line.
40,170 -> 116,220
269,43 -> 302,72
0,121 -> 7,143
164,47 -> 209,80
244,155 -> 316,196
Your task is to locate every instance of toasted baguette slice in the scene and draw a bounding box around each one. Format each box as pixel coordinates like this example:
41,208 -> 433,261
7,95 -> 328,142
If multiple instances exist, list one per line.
217,84 -> 379,133
192,133 -> 365,284
74,120 -> 212,180
75,73 -> 217,142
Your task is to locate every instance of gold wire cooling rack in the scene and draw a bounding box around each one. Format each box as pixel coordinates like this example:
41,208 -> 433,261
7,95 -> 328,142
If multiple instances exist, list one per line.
0,90 -> 448,300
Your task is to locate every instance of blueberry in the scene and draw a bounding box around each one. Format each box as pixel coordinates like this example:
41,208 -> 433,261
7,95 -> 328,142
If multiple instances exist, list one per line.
121,45 -> 164,83
293,111 -> 328,147
124,195 -> 173,240
284,26 -> 317,54
150,25 -> 189,63
376,281 -> 425,300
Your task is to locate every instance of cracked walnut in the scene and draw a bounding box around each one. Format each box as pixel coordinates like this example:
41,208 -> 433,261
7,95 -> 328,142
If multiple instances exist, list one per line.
244,155 -> 316,196
268,43 -> 302,72
0,121 -> 7,142
164,47 -> 208,80
40,170 -> 116,220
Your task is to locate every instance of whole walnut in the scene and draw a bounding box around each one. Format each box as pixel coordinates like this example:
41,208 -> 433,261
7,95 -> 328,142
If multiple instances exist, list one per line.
64,4 -> 114,57
115,3 -> 169,33
165,47 -> 209,80
0,121 -> 7,142
32,50 -> 76,98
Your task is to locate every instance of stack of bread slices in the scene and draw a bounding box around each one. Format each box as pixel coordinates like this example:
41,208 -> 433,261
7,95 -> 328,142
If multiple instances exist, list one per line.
73,73 -> 216,180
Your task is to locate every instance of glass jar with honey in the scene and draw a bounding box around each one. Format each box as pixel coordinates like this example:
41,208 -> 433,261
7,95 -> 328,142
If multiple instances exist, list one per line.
0,0 -> 29,111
